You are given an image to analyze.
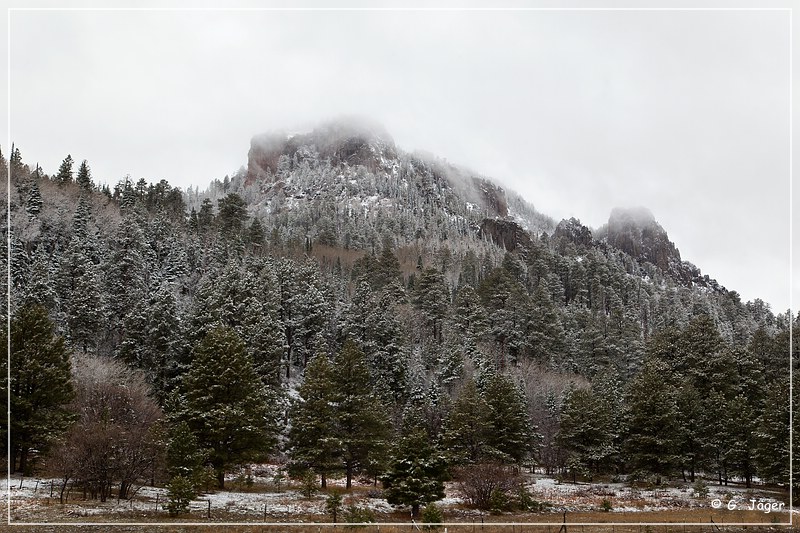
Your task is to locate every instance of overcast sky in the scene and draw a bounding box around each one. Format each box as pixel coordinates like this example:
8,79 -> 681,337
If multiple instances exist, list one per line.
5,3 -> 795,313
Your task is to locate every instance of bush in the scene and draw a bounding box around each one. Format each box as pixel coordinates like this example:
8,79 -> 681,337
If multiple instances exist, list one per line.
455,462 -> 523,511
166,475 -> 196,516
600,498 -> 612,512
195,466 -> 217,494
516,487 -> 548,512
693,478 -> 709,499
326,491 -> 343,523
344,505 -> 376,527
489,489 -> 510,513
421,502 -> 444,530
298,470 -> 318,498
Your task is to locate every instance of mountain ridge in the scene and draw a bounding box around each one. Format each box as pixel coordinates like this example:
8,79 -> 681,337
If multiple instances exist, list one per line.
236,119 -> 723,295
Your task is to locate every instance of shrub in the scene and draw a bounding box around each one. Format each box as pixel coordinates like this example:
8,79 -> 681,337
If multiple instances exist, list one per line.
166,475 -> 196,516
298,470 -> 318,498
455,462 -> 523,511
421,502 -> 444,530
600,498 -> 612,512
693,478 -> 709,499
326,490 -> 343,523
344,505 -> 376,527
489,489 -> 510,513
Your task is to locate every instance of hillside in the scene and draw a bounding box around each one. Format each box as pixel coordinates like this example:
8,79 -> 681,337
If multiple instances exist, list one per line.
3,120 -> 796,523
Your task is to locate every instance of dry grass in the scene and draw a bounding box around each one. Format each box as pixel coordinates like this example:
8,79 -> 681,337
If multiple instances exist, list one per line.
4,508 -> 795,533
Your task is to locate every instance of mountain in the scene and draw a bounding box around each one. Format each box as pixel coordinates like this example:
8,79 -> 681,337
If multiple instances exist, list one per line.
3,119 -> 795,502
225,120 -> 723,294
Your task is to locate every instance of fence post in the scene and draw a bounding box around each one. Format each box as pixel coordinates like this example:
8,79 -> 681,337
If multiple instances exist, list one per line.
264,503 -> 267,522
207,499 -> 211,519
155,493 -> 159,511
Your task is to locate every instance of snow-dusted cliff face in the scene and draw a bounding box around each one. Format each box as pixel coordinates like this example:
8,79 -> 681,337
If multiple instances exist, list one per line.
211,119 -> 723,293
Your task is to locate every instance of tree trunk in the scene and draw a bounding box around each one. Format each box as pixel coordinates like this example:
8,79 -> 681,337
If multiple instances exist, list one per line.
18,447 -> 28,475
321,472 -> 326,489
60,479 -> 69,504
346,464 -> 352,489
412,502 -> 420,517
217,469 -> 225,489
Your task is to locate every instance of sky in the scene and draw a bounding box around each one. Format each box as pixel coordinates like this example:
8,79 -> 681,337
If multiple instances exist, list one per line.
4,2 -> 796,313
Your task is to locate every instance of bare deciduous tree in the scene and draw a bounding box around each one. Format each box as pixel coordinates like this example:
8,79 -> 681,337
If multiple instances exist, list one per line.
46,355 -> 163,502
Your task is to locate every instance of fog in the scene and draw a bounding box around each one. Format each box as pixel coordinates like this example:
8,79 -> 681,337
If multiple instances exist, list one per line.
4,3 -> 794,312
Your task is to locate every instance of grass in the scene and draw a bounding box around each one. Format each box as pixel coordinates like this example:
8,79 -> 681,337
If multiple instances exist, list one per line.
6,507 -> 796,533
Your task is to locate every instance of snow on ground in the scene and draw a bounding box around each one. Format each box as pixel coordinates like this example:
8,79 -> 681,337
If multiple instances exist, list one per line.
526,475 -> 788,513
3,471 -> 790,521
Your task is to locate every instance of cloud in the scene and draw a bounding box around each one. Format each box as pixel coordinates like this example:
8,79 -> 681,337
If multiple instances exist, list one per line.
7,7 -> 793,311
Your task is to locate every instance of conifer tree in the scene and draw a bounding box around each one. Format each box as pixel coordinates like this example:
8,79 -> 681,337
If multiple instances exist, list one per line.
56,154 -> 74,184
755,379 -> 789,485
624,360 -> 681,483
180,326 -> 280,488
383,428 -> 447,517
8,304 -> 75,474
332,339 -> 390,488
484,373 -> 538,464
557,387 -> 615,481
441,379 -> 492,464
76,159 -> 93,190
289,354 -> 340,488
26,178 -> 42,219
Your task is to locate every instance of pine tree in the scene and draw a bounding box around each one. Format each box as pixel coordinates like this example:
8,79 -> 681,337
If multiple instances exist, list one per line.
288,354 -> 340,488
26,178 -> 42,219
218,193 -> 249,237
180,326 -> 280,488
382,428 -> 447,517
248,217 -> 266,248
56,154 -> 74,184
484,373 -> 538,464
332,339 -> 390,488
414,268 -> 449,342
557,387 -> 615,481
76,159 -> 93,190
441,379 -> 492,464
166,420 -> 206,483
198,198 -> 215,233
105,213 -> 148,331
8,304 -> 75,474
755,379 -> 789,485
624,360 -> 681,483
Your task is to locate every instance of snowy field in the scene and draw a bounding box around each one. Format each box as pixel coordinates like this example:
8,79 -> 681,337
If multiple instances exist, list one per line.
3,468 -> 790,523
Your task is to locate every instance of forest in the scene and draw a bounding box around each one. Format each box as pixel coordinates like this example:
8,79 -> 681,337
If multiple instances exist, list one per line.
3,129 -> 797,522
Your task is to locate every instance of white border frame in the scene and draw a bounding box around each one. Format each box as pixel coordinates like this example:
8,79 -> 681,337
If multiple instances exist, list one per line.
5,5 -> 794,529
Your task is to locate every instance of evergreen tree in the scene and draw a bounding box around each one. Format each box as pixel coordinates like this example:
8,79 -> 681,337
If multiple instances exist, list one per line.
218,193 -> 248,237
166,420 -> 206,484
76,159 -> 93,190
414,268 -> 449,342
26,178 -> 42,219
484,373 -> 538,464
288,354 -> 340,488
8,304 -> 75,474
755,379 -> 790,485
56,154 -> 74,184
441,379 -> 492,464
180,326 -> 280,488
382,428 -> 447,517
248,217 -> 266,248
332,339 -> 390,488
557,387 -> 615,481
624,360 -> 681,483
